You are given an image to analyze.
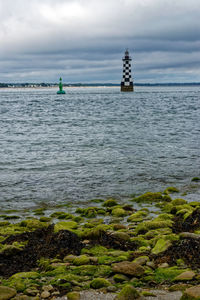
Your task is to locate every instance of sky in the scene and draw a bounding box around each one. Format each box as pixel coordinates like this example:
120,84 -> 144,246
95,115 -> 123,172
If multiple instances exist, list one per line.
0,0 -> 200,83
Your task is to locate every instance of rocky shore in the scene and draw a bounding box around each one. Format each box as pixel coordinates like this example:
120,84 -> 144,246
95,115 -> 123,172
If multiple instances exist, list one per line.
0,186 -> 200,300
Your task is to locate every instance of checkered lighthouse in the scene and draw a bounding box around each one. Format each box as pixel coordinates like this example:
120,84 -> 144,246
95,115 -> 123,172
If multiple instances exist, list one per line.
121,49 -> 134,92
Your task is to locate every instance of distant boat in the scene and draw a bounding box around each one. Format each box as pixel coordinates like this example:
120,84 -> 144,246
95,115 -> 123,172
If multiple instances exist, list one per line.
57,77 -> 66,94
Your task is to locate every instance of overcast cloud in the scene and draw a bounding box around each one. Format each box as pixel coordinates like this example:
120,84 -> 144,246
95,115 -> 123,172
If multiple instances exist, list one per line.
0,0 -> 200,83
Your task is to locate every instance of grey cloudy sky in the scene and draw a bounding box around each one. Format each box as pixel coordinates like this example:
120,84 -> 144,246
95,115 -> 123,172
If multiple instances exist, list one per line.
0,0 -> 200,83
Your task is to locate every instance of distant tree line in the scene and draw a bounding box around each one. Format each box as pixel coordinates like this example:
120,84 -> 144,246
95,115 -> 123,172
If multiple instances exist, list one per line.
1,82 -> 200,88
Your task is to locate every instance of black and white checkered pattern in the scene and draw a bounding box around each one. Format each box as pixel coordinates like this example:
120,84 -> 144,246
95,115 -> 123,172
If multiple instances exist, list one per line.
121,50 -> 133,87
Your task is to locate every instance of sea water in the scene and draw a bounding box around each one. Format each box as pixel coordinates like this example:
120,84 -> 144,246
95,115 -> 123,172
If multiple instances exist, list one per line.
0,86 -> 200,210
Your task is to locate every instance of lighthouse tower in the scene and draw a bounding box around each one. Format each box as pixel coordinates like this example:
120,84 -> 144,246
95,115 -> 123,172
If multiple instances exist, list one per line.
121,49 -> 134,92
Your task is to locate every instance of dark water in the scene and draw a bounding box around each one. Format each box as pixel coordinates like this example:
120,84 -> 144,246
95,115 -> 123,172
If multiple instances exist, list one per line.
0,86 -> 200,210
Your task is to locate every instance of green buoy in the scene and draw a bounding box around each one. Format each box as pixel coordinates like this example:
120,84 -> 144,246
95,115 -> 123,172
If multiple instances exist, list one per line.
57,77 -> 66,94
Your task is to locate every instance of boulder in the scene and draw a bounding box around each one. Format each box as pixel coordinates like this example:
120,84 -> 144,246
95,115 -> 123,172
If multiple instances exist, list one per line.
112,261 -> 145,277
174,271 -> 196,281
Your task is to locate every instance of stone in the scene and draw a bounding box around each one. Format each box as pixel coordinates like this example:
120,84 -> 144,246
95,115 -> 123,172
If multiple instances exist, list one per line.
112,261 -> 145,277
174,271 -> 196,281
146,261 -> 156,269
107,286 -> 118,292
24,288 -> 39,296
0,286 -> 17,300
42,284 -> 54,292
181,285 -> 200,299
132,256 -> 149,266
40,291 -> 50,298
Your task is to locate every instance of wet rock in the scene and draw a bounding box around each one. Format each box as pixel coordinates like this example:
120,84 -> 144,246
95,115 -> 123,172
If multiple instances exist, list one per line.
112,261 -> 145,277
0,286 -> 17,300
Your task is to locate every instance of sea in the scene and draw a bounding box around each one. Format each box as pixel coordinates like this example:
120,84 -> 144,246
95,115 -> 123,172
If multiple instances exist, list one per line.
0,86 -> 200,210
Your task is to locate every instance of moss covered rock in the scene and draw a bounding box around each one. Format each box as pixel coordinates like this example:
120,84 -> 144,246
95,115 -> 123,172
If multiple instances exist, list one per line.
151,238 -> 172,255
115,284 -> 142,299
90,278 -> 110,289
171,198 -> 188,206
164,187 -> 179,194
127,211 -> 148,222
113,274 -> 129,283
132,192 -> 163,203
112,262 -> 145,277
0,286 -> 17,300
54,221 -> 78,232
174,271 -> 196,281
154,267 -> 187,283
112,208 -> 127,217
132,256 -> 149,265
135,219 -> 173,234
73,255 -> 90,266
103,199 -> 118,207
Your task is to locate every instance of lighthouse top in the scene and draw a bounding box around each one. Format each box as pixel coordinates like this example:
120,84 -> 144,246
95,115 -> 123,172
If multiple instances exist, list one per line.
123,49 -> 132,61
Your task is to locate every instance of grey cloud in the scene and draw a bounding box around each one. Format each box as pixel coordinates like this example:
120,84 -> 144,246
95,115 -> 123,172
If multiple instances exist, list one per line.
0,0 -> 200,82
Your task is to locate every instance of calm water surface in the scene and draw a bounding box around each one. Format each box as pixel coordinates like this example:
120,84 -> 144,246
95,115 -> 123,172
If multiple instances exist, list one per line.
0,86 -> 200,209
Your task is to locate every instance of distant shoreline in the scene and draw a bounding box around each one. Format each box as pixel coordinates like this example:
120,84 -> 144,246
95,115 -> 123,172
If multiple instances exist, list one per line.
1,82 -> 200,88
